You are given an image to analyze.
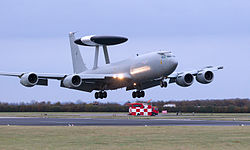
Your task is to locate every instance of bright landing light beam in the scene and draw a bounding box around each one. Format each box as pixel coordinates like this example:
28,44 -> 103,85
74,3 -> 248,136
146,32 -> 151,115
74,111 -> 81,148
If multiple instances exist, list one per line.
130,66 -> 151,75
113,74 -> 124,80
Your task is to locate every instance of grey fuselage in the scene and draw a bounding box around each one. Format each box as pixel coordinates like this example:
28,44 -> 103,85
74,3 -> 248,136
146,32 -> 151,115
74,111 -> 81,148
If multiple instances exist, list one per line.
77,51 -> 178,91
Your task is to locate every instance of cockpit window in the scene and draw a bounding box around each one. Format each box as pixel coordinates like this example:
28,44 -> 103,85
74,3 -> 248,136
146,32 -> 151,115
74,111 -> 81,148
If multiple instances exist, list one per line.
158,52 -> 166,55
167,54 -> 175,57
158,51 -> 175,57
157,51 -> 171,55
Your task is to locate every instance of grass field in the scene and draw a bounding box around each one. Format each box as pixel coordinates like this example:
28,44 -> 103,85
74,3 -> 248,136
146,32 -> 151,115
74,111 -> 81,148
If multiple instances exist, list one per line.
1,112 -> 250,121
0,126 -> 250,150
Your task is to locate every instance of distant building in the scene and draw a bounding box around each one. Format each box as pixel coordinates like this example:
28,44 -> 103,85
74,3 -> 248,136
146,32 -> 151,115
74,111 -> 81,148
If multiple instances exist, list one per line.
163,104 -> 176,108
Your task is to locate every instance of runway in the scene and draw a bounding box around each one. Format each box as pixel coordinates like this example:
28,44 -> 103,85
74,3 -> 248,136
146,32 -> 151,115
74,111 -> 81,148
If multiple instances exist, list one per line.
0,117 -> 249,126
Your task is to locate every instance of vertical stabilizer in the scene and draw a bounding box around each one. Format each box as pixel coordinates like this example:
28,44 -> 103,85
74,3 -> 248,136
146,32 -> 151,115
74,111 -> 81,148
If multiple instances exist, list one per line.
69,32 -> 88,73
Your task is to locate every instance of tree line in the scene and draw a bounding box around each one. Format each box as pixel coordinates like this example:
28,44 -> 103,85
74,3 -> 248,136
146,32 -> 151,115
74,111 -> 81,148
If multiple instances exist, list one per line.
152,98 -> 250,113
0,98 -> 250,113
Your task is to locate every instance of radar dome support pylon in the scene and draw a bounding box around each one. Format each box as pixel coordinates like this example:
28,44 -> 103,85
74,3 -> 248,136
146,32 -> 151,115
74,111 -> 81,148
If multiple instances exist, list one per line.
93,46 -> 99,70
103,45 -> 110,64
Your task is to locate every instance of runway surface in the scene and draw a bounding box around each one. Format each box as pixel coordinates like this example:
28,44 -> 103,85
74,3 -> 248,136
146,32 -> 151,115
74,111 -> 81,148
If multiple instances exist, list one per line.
0,117 -> 249,126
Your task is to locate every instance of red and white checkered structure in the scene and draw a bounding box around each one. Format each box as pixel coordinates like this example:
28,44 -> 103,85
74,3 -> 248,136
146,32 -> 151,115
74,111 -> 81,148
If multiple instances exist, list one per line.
128,103 -> 153,116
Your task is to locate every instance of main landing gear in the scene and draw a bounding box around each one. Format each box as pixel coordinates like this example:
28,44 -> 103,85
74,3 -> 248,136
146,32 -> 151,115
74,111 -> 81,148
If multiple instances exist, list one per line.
95,91 -> 107,99
132,91 -> 145,98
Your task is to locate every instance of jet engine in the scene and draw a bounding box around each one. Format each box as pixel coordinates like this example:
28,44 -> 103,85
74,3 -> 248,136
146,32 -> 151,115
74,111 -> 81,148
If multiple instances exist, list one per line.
20,73 -> 38,87
63,75 -> 82,88
196,70 -> 214,84
176,73 -> 194,87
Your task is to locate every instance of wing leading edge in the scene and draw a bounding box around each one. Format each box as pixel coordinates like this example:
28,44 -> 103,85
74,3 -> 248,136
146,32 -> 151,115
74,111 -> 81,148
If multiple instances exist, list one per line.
0,72 -> 65,80
0,71 -> 132,89
168,66 -> 223,83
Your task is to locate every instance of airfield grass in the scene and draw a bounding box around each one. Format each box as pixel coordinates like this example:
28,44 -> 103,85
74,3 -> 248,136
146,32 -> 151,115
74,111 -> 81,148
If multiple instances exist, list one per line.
0,126 -> 250,150
1,112 -> 250,121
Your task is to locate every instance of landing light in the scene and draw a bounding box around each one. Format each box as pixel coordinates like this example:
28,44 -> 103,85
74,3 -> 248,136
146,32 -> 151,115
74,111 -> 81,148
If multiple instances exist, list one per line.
118,74 -> 124,80
130,66 -> 151,75
113,74 -> 124,80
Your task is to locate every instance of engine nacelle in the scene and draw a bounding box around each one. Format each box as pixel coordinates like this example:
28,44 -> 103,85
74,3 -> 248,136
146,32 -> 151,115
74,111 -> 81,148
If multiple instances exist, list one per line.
176,73 -> 194,87
20,73 -> 38,87
196,70 -> 214,84
63,74 -> 82,88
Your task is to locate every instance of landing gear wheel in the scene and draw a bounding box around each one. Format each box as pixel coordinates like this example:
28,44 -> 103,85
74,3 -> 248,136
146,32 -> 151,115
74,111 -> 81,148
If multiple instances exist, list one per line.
132,92 -> 136,98
163,81 -> 167,87
137,92 -> 141,98
141,91 -> 145,97
160,82 -> 163,87
95,91 -> 107,99
103,91 -> 107,98
98,92 -> 103,99
160,81 -> 167,88
95,92 -> 99,99
139,91 -> 143,98
132,90 -> 145,98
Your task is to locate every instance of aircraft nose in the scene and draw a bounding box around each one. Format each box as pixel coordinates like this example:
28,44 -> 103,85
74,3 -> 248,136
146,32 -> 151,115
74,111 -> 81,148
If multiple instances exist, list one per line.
74,39 -> 84,45
172,58 -> 178,69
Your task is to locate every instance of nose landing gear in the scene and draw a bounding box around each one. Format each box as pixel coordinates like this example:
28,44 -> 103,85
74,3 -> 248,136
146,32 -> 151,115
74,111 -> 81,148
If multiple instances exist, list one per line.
132,91 -> 145,98
95,91 -> 107,99
160,81 -> 167,88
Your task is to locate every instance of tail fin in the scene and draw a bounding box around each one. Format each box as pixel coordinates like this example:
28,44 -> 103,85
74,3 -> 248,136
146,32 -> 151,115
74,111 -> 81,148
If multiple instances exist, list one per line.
69,32 -> 88,73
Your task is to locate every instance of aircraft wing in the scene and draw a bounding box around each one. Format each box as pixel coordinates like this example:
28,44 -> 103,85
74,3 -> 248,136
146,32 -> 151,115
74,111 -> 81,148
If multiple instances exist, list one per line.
0,72 -> 132,80
0,72 -> 65,80
79,73 -> 131,80
168,66 -> 223,83
0,71 -> 133,93
0,72 -> 23,77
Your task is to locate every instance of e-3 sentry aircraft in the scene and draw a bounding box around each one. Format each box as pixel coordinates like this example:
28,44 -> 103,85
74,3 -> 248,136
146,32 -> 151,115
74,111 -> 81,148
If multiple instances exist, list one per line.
0,32 -> 223,99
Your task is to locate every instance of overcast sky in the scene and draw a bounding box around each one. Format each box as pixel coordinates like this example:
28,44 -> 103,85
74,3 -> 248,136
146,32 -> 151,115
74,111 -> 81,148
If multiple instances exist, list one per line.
0,0 -> 249,104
